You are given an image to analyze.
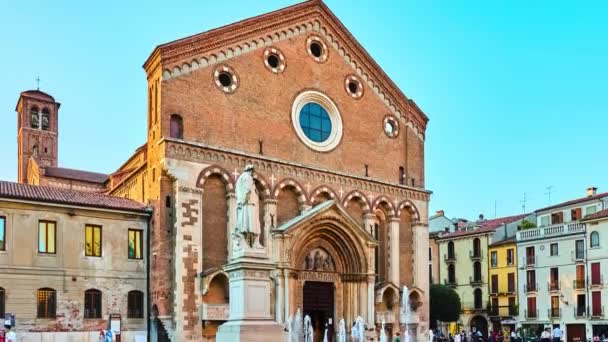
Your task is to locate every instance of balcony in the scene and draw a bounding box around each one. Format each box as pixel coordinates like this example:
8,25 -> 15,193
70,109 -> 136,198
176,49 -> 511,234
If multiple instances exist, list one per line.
525,309 -> 538,319
574,306 -> 587,318
470,250 -> 483,261
470,276 -> 484,286
444,278 -> 457,288
591,306 -> 604,319
523,255 -> 536,268
524,282 -> 538,293
573,279 -> 586,290
548,281 -> 560,292
572,250 -> 585,262
548,308 -> 561,318
517,222 -> 586,241
444,254 -> 456,263
488,305 -> 517,317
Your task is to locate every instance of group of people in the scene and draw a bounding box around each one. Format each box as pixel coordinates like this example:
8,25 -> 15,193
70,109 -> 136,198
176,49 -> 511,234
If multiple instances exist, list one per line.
540,326 -> 563,342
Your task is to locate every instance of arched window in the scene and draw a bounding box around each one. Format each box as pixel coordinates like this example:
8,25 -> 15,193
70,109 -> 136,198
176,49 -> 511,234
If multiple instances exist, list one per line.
170,114 -> 183,139
473,261 -> 482,281
473,238 -> 481,257
591,231 -> 600,248
447,241 -> 455,259
30,106 -> 40,129
41,108 -> 50,130
448,264 -> 456,283
0,287 -> 5,317
37,288 -> 56,318
84,289 -> 102,319
474,288 -> 483,309
128,290 -> 144,318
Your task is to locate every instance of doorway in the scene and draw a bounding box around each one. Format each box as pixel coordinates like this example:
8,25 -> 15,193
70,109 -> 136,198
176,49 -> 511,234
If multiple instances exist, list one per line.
303,281 -> 335,342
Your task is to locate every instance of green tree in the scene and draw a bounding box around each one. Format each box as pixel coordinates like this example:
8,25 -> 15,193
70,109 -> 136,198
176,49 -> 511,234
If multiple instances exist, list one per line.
519,220 -> 536,230
430,284 -> 461,328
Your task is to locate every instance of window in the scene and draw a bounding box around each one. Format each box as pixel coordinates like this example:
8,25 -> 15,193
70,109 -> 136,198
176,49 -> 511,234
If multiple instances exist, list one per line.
429,264 -> 433,284
448,264 -> 456,283
506,248 -> 514,265
526,270 -> 536,291
128,229 -> 143,260
527,297 -> 537,318
37,288 -> 56,318
213,65 -> 239,93
429,247 -> 432,261
575,239 -> 584,259
474,289 -> 483,309
593,291 -> 602,316
571,208 -> 582,221
540,215 -> 550,226
491,251 -> 497,267
526,246 -> 535,266
592,263 -> 601,285
263,47 -> 286,74
291,91 -> 342,152
576,294 -> 586,316
491,274 -> 498,294
550,268 -> 559,290
550,296 -> 560,317
491,297 -> 498,315
299,103 -> 331,143
586,206 -> 598,216
84,289 -> 102,319
551,212 -> 564,224
169,114 -> 183,139
507,273 -> 515,292
575,265 -> 585,288
128,291 -> 144,318
344,75 -> 363,99
30,106 -> 40,128
306,35 -> 328,62
447,241 -> 455,259
473,238 -> 481,257
85,225 -> 102,257
41,108 -> 49,130
550,243 -> 558,256
591,231 -> 600,248
399,167 -> 405,185
508,296 -> 517,316
38,221 -> 56,254
0,287 -> 4,317
0,216 -> 5,251
473,262 -> 482,282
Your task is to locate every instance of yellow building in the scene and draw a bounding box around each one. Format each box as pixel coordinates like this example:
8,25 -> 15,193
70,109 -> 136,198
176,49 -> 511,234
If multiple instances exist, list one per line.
488,237 -> 518,336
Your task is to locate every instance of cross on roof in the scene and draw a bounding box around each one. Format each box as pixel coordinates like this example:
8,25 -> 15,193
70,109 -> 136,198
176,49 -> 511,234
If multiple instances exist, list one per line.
36,76 -> 40,91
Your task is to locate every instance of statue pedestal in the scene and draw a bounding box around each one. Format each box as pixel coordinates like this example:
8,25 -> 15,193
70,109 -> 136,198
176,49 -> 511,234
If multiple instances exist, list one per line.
216,258 -> 284,342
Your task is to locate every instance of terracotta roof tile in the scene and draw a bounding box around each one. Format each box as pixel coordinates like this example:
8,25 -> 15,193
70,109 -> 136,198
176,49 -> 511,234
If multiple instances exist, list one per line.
440,214 -> 528,239
535,192 -> 608,213
583,208 -> 608,221
0,181 -> 149,213
44,166 -> 108,184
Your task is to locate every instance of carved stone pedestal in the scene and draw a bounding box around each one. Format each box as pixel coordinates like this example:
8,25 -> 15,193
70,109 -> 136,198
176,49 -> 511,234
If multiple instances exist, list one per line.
216,258 -> 284,342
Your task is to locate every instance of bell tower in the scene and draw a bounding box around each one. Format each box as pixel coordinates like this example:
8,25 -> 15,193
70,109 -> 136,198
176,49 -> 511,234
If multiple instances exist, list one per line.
15,90 -> 60,183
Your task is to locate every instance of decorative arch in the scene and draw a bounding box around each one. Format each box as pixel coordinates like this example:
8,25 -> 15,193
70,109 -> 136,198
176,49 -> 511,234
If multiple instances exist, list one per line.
309,185 -> 339,205
342,190 -> 371,212
202,270 -> 230,296
196,165 -> 235,192
372,196 -> 396,216
273,178 -> 307,205
252,173 -> 272,200
396,200 -> 420,222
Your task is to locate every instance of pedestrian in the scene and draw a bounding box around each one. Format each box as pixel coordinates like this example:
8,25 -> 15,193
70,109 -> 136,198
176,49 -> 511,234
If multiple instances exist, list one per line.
541,328 -> 551,342
395,332 -> 401,342
455,331 -> 462,342
3,324 -> 16,342
552,326 -> 562,342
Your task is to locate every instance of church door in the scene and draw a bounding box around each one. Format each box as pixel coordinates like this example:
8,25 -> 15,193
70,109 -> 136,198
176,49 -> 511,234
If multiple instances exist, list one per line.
303,281 -> 334,342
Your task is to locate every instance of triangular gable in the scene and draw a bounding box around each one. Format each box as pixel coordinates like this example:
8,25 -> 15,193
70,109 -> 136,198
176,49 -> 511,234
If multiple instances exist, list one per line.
273,200 -> 376,244
145,0 -> 428,139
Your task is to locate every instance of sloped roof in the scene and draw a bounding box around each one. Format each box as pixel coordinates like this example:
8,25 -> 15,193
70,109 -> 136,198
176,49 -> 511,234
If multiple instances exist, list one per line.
535,192 -> 608,213
0,181 -> 148,213
583,208 -> 608,221
439,214 -> 528,239
43,166 -> 108,184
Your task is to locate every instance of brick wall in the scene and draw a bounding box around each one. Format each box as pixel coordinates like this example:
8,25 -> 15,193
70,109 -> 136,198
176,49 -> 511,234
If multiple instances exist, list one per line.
202,175 -> 228,270
277,186 -> 300,226
400,210 -> 414,286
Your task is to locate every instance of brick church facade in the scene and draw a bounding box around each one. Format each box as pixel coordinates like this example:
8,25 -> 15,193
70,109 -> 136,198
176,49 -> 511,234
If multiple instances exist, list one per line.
11,0 -> 431,341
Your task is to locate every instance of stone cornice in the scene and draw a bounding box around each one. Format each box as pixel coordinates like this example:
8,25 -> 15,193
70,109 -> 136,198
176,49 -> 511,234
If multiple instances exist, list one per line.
151,1 -> 428,139
161,137 -> 431,202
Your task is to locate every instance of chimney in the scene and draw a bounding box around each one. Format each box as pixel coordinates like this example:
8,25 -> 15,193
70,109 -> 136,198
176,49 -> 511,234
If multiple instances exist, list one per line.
436,210 -> 445,217
479,214 -> 485,222
587,187 -> 598,197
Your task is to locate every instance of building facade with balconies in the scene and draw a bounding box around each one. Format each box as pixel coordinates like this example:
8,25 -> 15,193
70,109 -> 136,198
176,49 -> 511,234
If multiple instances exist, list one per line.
438,214 -> 530,336
488,237 -> 518,335
582,208 -> 608,338
516,187 -> 608,342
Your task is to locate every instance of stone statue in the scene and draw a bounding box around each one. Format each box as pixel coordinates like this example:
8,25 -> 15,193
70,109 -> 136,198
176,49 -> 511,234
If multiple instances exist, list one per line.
323,254 -> 332,271
313,251 -> 322,270
235,164 -> 262,248
305,253 -> 312,270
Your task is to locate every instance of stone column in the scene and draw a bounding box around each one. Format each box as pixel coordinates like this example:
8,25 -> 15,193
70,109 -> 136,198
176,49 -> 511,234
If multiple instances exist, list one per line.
413,222 -> 430,342
275,270 -> 283,324
226,192 -> 237,259
264,199 -> 277,258
388,217 -> 401,285
367,275 -> 375,324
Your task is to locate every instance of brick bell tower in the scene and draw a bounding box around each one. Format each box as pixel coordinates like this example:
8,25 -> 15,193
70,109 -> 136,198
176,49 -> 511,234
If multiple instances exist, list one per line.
15,89 -> 60,183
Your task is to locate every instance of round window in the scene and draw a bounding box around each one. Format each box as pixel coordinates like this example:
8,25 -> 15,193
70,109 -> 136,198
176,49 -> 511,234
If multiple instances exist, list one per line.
383,115 -> 399,138
299,103 -> 332,142
263,47 -> 286,74
306,35 -> 329,63
292,91 -> 342,152
213,65 -> 239,93
344,75 -> 364,99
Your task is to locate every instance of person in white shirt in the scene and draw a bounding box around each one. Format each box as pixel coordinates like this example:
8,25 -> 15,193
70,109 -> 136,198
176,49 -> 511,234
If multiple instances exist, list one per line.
552,326 -> 563,342
541,328 -> 551,342
455,331 -> 462,342
3,324 -> 17,342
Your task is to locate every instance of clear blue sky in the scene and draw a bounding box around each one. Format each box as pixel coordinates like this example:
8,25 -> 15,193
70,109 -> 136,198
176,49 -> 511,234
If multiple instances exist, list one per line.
1,0 -> 607,220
